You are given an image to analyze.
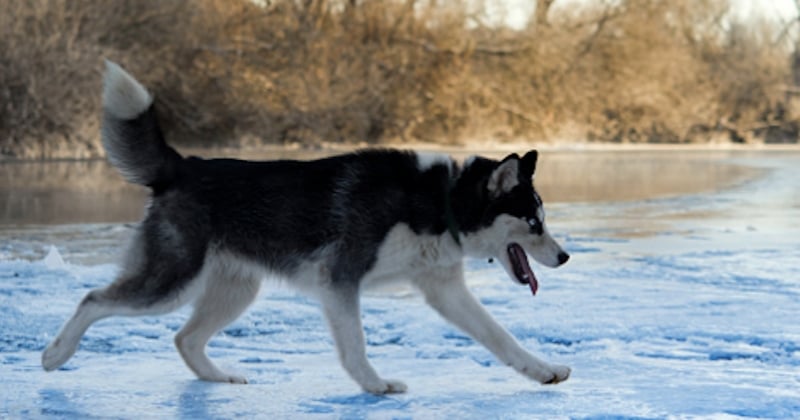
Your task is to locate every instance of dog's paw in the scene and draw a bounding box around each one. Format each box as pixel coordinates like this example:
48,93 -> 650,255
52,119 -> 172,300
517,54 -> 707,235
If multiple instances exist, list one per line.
41,337 -> 77,372
363,379 -> 407,395
518,362 -> 571,385
199,372 -> 248,384
541,364 -> 571,385
226,374 -> 248,385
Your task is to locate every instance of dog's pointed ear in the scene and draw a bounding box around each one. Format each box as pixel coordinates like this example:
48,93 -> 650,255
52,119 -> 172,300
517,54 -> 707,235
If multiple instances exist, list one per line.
520,150 -> 538,179
487,154 -> 520,196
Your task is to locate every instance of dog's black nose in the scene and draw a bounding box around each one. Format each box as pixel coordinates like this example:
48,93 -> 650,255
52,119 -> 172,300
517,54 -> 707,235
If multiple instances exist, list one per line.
557,252 -> 570,265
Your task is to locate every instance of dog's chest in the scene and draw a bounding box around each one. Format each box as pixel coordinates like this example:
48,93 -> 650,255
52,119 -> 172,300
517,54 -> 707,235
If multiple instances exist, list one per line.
360,223 -> 461,287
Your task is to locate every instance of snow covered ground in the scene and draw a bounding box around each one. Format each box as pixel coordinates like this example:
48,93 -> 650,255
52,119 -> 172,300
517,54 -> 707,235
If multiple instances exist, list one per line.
1,151 -> 799,418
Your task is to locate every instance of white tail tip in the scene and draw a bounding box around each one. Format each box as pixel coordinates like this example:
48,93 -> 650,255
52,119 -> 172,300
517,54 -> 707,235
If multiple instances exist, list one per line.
102,60 -> 152,119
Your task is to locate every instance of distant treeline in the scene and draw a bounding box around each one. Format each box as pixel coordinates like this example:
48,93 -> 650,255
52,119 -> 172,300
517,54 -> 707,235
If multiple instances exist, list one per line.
1,0 -> 797,159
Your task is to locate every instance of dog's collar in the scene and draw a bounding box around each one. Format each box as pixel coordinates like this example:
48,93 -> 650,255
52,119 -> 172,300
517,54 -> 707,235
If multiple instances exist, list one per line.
444,169 -> 461,246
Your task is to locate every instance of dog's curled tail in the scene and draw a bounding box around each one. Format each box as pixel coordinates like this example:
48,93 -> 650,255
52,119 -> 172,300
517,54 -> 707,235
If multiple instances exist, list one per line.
101,60 -> 181,191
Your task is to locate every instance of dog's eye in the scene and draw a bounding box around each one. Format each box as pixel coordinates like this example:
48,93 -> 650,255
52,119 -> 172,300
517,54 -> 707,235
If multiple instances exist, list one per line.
527,217 -> 543,235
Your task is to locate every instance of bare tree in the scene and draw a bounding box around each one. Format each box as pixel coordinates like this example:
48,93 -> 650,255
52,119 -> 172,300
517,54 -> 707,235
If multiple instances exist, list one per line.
534,0 -> 555,29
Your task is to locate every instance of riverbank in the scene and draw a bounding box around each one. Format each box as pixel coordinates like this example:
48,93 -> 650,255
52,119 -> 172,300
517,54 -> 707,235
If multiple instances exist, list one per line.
3,140 -> 800,163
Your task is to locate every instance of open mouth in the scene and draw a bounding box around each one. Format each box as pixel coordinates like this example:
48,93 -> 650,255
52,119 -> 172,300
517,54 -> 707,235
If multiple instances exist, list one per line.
507,243 -> 538,295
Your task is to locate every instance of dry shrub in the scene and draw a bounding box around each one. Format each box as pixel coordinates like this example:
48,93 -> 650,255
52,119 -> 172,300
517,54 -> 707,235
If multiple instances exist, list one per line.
501,0 -> 791,143
183,0 -> 476,145
1,0 -> 103,158
0,0 -> 200,158
0,0 -> 795,159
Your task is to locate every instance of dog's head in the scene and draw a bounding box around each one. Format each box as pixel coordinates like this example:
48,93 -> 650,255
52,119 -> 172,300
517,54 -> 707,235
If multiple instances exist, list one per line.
456,151 -> 569,294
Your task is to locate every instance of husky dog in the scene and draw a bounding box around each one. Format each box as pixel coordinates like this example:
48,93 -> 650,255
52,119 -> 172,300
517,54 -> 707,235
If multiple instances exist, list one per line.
41,61 -> 571,394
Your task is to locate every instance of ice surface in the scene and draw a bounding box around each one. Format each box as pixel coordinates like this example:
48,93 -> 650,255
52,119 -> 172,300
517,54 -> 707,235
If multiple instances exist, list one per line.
1,152 -> 799,418
41,246 -> 65,269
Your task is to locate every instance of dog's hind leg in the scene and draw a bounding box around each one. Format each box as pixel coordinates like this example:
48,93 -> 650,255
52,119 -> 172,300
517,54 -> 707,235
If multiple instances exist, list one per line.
413,264 -> 571,385
174,255 -> 261,384
41,271 -> 202,372
319,286 -> 407,394
41,288 -> 118,371
42,226 -> 207,372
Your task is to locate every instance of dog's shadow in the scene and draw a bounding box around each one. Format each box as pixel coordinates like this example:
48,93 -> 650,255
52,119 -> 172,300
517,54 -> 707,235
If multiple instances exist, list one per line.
38,388 -> 87,417
298,388 -> 567,416
178,380 -> 219,419
299,392 -> 410,417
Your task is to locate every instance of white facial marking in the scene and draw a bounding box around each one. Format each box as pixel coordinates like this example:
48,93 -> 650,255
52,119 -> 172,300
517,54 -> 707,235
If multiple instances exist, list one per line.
461,214 -> 567,286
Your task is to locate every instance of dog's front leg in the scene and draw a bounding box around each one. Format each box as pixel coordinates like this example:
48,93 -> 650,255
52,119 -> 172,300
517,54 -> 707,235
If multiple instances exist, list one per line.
414,264 -> 570,385
319,287 -> 407,394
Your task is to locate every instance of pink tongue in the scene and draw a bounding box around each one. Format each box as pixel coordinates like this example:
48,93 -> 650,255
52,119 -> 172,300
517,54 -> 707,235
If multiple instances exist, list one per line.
507,244 -> 538,296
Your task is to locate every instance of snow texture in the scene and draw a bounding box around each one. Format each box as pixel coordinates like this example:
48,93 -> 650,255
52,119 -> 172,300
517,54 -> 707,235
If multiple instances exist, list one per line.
1,152 -> 799,419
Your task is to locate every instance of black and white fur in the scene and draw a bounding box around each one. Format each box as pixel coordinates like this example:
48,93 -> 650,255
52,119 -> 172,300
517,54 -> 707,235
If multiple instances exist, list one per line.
42,61 -> 571,394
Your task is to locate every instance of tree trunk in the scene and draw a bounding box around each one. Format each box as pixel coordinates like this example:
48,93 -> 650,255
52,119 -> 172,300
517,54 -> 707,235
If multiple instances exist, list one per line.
534,0 -> 555,29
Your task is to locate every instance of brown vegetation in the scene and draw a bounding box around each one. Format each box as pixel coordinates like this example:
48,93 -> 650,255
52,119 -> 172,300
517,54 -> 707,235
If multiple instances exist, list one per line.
1,0 -> 797,159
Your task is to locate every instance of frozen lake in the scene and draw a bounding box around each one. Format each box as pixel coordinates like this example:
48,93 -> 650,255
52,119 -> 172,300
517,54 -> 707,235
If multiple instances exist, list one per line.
1,149 -> 799,418
0,149 -> 758,226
